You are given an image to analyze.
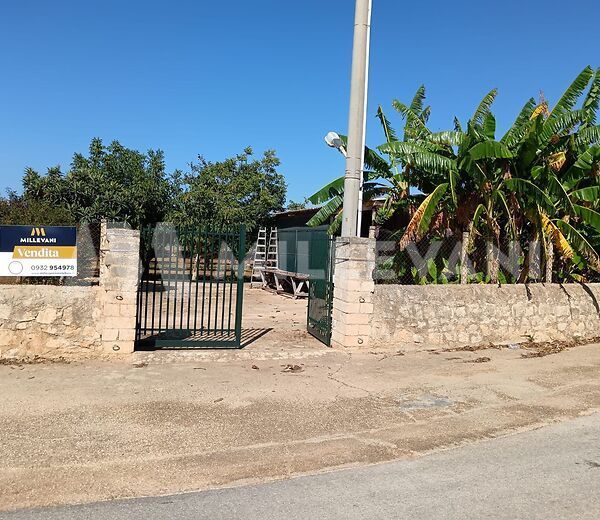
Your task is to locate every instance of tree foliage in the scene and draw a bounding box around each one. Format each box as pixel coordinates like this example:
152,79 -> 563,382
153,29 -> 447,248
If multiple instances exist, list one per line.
168,147 -> 286,233
0,190 -> 74,225
21,138 -> 174,228
286,199 -> 308,211
5,140 -> 287,231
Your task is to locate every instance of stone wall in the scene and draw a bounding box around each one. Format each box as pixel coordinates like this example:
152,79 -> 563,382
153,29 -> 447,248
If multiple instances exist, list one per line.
371,283 -> 600,349
331,238 -> 600,349
0,226 -> 140,361
0,285 -> 103,359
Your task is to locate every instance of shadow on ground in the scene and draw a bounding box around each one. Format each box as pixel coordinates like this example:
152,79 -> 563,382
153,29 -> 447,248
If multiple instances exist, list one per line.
135,328 -> 274,351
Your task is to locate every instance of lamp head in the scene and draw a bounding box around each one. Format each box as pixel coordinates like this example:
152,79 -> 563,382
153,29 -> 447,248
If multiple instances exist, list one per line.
324,131 -> 343,149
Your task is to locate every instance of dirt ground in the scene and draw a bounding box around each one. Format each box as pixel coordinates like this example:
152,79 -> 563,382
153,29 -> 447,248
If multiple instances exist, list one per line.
1,289 -> 600,512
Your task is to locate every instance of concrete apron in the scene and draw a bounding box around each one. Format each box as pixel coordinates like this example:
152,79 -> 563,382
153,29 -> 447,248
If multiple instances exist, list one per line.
1,342 -> 600,511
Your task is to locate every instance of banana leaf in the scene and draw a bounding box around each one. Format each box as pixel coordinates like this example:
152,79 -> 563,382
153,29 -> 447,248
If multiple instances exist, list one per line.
570,186 -> 600,202
556,219 -> 600,272
549,66 -> 594,120
574,204 -> 600,232
398,183 -> 448,250
468,140 -> 514,160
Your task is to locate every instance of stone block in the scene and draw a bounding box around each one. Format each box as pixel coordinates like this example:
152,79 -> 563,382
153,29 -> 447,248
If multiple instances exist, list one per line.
62,306 -> 75,325
0,329 -> 13,347
109,265 -> 140,279
42,325 -> 60,336
331,331 -> 370,348
0,306 -> 11,320
104,290 -> 137,306
554,306 -> 570,317
104,316 -> 136,330
117,328 -> 136,341
332,321 -> 370,337
335,260 -> 372,276
102,279 -> 139,292
340,311 -> 371,326
103,303 -> 121,317
332,299 -> 374,315
340,279 -> 366,292
103,340 -> 135,354
102,328 -> 119,342
36,308 -> 58,325
333,287 -> 373,305
119,304 -> 137,317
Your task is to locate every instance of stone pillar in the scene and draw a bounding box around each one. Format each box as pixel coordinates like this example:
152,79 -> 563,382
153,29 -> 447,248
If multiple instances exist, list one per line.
99,227 -> 140,355
331,237 -> 375,348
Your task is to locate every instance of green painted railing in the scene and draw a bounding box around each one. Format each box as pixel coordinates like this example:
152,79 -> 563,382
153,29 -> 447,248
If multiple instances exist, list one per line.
135,225 -> 246,349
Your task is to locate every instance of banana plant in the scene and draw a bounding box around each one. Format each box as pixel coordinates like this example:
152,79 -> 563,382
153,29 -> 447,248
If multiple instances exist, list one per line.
503,67 -> 600,275
307,86 -> 434,234
380,88 -> 516,262
306,139 -> 391,234
310,68 -> 600,281
387,67 -> 600,279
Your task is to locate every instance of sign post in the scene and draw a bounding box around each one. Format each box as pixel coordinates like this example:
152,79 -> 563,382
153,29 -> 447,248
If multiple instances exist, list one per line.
0,226 -> 77,277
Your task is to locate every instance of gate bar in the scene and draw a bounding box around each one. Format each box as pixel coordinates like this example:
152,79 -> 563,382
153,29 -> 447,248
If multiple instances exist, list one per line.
234,226 -> 246,344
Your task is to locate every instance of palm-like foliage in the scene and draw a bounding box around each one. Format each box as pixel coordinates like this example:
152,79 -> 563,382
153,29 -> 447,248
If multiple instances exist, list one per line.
310,68 -> 600,281
388,67 -> 600,280
306,86 -> 431,234
306,136 -> 390,234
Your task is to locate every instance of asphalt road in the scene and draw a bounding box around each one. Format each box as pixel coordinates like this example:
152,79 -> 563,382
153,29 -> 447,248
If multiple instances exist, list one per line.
3,413 -> 600,520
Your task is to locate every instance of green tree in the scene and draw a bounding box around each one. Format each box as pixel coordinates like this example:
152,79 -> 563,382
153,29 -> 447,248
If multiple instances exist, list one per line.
169,147 -> 286,233
286,199 -> 309,211
0,190 -> 74,225
22,138 -> 174,228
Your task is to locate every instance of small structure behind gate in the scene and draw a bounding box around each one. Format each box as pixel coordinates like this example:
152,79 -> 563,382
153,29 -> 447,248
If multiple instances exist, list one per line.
274,227 -> 335,346
136,225 -> 246,349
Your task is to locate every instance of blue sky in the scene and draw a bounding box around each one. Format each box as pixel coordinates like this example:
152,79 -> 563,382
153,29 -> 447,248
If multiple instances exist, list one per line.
1,0 -> 598,203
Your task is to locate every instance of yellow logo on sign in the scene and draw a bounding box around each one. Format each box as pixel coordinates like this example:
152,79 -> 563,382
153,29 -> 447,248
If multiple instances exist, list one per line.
30,227 -> 46,237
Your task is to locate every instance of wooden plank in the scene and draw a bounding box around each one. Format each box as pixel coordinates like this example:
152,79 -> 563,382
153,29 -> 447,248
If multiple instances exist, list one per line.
263,267 -> 310,280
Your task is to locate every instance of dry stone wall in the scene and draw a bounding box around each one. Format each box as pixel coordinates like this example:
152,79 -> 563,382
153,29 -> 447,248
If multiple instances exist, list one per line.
0,285 -> 102,359
371,283 -> 600,349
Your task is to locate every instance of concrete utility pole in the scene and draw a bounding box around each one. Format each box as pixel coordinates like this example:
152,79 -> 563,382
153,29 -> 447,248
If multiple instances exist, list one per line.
341,0 -> 372,237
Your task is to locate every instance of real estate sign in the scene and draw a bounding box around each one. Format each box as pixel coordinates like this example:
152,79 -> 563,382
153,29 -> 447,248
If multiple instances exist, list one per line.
0,226 -> 77,277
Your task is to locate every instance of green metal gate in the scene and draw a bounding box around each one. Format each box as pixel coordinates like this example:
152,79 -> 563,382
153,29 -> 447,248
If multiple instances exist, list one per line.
136,225 -> 246,349
306,233 -> 335,346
